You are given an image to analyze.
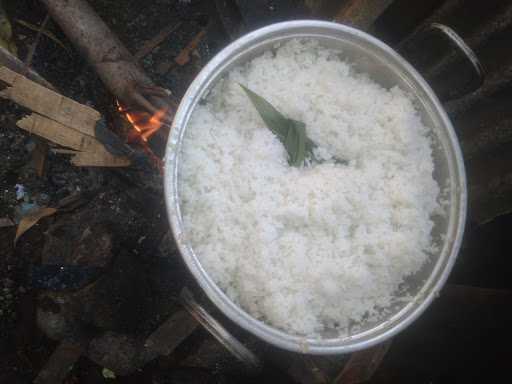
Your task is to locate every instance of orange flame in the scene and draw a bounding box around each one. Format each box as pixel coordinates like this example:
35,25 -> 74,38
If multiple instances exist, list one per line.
117,102 -> 169,143
116,101 -> 170,174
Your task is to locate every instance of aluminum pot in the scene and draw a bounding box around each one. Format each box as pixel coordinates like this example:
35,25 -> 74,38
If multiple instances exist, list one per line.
164,20 -> 467,354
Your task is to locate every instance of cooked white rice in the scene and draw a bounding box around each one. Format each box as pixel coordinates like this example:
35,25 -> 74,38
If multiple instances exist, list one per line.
178,38 -> 440,336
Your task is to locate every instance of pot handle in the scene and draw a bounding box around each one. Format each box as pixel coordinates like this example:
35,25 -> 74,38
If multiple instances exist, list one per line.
430,23 -> 485,87
423,23 -> 485,100
180,287 -> 261,370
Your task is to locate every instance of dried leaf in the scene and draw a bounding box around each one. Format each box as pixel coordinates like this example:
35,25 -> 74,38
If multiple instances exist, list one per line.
16,19 -> 70,54
14,207 -> 57,245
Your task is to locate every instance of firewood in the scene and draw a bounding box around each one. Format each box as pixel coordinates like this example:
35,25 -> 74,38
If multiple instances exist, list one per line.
135,22 -> 183,61
0,46 -> 53,175
0,66 -> 130,167
175,29 -> 207,66
0,46 -> 54,89
0,66 -> 100,136
68,149 -> 130,167
34,339 -> 87,384
17,115 -> 130,167
40,0 -> 171,115
157,29 -> 207,74
16,114 -> 98,151
334,0 -> 394,30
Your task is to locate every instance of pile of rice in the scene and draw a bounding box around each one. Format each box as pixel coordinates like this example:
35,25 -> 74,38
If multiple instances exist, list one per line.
178,39 -> 440,336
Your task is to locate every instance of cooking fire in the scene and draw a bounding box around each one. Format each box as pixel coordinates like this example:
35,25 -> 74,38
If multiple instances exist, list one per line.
117,101 -> 170,143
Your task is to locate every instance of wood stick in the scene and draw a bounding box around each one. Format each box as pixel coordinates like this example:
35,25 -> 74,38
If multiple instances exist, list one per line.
23,14 -> 50,76
135,22 -> 183,61
0,46 -> 54,89
0,66 -> 130,167
40,0 -> 168,112
175,29 -> 207,66
157,29 -> 207,74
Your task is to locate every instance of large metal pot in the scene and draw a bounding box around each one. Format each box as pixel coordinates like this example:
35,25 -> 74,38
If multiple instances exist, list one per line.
164,20 -> 467,354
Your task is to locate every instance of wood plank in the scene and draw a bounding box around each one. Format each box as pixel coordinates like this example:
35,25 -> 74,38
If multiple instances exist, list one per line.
17,114 -> 99,151
140,309 -> 199,363
0,66 -> 100,137
34,339 -> 86,384
70,149 -> 130,167
17,114 -> 130,167
333,340 -> 391,384
1,66 -> 130,167
334,0 -> 394,30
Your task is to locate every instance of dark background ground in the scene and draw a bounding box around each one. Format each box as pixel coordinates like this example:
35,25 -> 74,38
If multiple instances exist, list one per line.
1,0 -> 512,383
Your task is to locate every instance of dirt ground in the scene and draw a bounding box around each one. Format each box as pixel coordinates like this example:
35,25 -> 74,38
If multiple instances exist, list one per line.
1,1 -> 511,383
0,1 -> 234,382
